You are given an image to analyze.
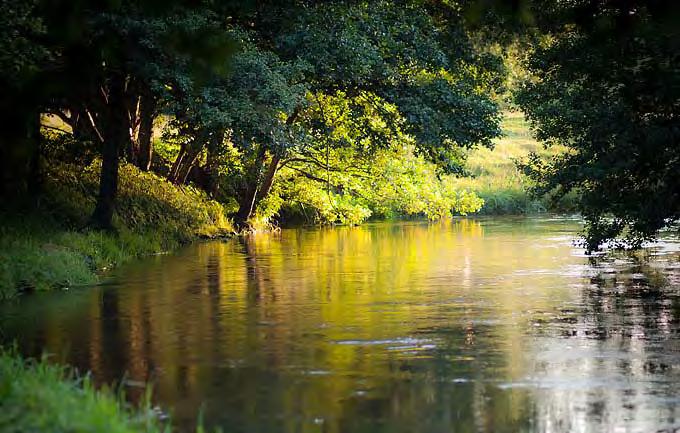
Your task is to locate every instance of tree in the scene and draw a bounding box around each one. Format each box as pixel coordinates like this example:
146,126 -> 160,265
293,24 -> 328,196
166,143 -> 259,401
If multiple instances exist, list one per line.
273,91 -> 485,225
164,27 -> 307,224
172,1 -> 502,227
514,0 -> 680,250
31,1 -> 234,228
0,0 -> 50,201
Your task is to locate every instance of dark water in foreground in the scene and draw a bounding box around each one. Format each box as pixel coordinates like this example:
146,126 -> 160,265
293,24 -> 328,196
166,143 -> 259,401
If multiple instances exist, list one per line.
2,217 -> 680,433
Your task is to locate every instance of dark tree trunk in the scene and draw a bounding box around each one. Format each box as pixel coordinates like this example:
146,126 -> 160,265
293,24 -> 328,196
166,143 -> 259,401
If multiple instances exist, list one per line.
205,147 -> 218,196
90,74 -> 129,230
1,111 -> 41,203
27,116 -> 42,197
136,93 -> 155,171
169,132 -> 208,185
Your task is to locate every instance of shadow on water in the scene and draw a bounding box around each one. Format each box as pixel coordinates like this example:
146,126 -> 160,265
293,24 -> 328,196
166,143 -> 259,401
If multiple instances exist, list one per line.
1,217 -> 680,433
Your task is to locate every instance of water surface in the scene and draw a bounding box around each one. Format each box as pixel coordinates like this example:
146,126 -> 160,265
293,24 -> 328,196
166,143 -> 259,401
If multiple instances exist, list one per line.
2,217 -> 680,433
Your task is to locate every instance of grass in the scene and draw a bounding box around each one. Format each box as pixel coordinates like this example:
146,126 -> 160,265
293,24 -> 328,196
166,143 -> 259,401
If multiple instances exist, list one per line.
450,111 -> 576,215
0,348 -> 166,433
0,161 -> 234,299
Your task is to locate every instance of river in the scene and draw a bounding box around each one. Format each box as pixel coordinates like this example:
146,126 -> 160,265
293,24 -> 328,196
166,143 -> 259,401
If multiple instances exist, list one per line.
2,217 -> 680,433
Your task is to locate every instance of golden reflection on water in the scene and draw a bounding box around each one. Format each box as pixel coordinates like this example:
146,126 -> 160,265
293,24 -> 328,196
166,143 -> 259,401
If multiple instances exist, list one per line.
2,217 -> 680,433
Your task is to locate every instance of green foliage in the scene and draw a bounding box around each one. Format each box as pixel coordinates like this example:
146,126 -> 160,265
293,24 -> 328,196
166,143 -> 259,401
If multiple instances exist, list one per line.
262,92 -> 486,226
279,1 -> 502,168
515,1 -> 680,250
0,348 -> 166,433
167,26 -> 306,151
43,161 -> 232,240
162,1 -> 502,226
367,144 -> 484,220
0,221 -> 96,298
262,179 -> 375,227
0,0 -> 47,86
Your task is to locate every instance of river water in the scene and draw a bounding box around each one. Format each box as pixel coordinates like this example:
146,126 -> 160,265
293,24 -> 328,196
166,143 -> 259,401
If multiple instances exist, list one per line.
2,217 -> 680,433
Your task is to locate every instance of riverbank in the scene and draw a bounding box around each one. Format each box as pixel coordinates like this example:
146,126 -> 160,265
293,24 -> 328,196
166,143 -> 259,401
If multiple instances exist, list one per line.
0,348 -> 165,433
1,114 -> 566,299
0,161 -> 233,300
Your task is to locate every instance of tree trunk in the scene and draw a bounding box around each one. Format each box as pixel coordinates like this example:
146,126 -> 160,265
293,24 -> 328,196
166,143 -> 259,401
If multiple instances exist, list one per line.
126,95 -> 140,165
177,147 -> 202,184
27,115 -> 42,197
169,131 -> 209,185
234,109 -> 299,227
90,74 -> 129,230
235,147 -> 265,226
168,143 -> 187,183
0,107 -> 42,202
205,130 -> 224,196
136,93 -> 155,171
256,154 -> 280,204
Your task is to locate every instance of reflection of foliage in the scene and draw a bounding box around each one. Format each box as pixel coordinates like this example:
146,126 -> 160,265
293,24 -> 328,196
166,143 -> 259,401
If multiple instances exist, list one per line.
3,218 -> 588,433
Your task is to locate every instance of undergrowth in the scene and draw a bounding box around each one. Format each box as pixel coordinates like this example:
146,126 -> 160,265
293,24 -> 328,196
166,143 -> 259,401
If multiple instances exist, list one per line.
0,161 -> 233,299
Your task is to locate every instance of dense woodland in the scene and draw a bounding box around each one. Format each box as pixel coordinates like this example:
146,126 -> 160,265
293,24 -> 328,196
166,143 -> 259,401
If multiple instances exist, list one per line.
1,0 -> 679,252
1,1 -> 680,432
1,0 -> 504,232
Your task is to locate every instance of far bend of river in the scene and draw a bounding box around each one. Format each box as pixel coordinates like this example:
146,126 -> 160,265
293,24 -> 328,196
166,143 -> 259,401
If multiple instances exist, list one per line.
3,217 -> 680,433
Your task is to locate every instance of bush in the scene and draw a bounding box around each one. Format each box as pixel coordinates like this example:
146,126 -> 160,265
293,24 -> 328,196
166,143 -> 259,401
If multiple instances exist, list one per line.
43,161 -> 232,240
0,161 -> 234,298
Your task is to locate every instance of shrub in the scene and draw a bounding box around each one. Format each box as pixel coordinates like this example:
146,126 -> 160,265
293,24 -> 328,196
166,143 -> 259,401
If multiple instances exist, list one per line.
0,161 -> 233,298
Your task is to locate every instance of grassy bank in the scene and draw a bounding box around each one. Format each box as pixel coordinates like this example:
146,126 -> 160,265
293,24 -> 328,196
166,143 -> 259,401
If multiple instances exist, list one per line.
451,111 -> 576,215
0,349 -> 165,433
0,161 -> 233,299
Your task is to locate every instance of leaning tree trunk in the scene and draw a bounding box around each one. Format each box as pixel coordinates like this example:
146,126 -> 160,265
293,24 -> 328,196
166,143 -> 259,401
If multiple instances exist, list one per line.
235,146 -> 267,226
204,130 -> 224,196
136,93 -> 155,171
168,143 -> 187,183
169,132 -> 208,185
126,95 -> 140,166
234,108 -> 300,227
255,154 -> 280,205
90,74 -> 129,230
177,146 -> 203,184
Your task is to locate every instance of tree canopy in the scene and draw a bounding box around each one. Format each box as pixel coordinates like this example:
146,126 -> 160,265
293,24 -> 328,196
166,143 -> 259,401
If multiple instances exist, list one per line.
0,0 -> 504,229
513,0 -> 680,250
3,0 -> 678,247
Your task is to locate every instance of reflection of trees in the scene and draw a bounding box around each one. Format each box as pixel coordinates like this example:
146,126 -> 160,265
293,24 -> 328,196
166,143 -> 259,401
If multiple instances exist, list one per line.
529,253 -> 680,433
7,219 -> 676,433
